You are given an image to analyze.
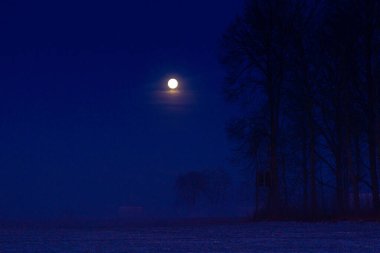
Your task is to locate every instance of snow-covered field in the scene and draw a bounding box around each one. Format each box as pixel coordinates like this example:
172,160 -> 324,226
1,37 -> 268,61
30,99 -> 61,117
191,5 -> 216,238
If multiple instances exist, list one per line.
1,222 -> 380,252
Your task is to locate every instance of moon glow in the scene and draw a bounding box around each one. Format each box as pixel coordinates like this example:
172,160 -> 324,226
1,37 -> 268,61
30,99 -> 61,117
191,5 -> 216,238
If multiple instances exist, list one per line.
168,78 -> 179,89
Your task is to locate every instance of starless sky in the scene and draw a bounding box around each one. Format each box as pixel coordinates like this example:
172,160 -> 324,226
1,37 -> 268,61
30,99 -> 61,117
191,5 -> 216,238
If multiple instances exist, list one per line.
0,0 -> 243,219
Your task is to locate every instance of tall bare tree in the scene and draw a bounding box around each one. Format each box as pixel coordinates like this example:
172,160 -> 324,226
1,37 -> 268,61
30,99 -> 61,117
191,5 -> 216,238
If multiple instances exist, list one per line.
221,0 -> 380,218
221,0 -> 295,216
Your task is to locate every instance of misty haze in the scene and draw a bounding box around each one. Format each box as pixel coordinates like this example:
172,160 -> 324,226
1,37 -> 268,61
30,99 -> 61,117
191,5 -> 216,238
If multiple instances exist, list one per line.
1,0 -> 380,252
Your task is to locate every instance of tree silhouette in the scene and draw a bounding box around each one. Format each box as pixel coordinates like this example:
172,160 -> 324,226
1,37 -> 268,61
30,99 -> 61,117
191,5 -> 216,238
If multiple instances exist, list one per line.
220,0 -> 294,217
175,171 -> 208,208
221,0 -> 380,218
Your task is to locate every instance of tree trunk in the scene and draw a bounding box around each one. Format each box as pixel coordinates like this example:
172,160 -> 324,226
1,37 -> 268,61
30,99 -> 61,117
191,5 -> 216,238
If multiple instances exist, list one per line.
335,77 -> 346,215
309,118 -> 318,217
266,6 -> 281,217
365,0 -> 380,211
352,135 -> 361,212
302,125 -> 309,216
345,126 -> 354,214
269,83 -> 280,216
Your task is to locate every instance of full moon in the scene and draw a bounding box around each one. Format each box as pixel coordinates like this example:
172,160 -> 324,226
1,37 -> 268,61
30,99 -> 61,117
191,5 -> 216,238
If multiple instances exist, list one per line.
168,78 -> 179,89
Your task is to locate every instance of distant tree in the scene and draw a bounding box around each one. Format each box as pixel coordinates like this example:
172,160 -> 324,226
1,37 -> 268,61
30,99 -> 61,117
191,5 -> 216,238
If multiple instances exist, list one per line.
204,168 -> 231,207
175,171 -> 208,208
175,168 -> 231,210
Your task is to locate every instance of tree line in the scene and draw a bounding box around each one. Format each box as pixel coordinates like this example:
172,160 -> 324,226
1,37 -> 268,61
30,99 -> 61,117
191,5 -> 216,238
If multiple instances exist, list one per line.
220,0 -> 380,219
174,168 -> 231,216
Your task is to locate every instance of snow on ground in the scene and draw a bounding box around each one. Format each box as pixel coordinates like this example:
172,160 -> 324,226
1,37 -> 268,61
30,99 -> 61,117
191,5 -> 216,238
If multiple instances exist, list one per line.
1,222 -> 380,252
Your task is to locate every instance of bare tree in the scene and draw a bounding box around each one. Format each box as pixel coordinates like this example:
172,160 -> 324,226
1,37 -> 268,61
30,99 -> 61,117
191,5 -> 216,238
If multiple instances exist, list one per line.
220,0 -> 294,217
363,0 -> 380,211
175,171 -> 208,208
220,0 -> 380,218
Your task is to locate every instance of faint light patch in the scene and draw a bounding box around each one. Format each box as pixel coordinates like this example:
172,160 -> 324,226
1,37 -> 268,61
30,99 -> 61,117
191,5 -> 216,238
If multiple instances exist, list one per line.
150,78 -> 195,112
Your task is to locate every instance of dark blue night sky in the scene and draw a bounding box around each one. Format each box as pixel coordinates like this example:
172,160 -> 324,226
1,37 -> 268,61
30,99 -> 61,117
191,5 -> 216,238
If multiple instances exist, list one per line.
0,0 -> 243,218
